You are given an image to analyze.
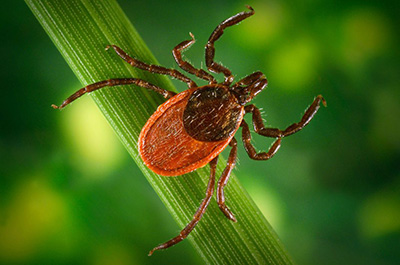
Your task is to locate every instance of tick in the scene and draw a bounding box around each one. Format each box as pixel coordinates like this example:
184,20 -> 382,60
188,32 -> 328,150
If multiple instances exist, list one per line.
52,6 -> 326,255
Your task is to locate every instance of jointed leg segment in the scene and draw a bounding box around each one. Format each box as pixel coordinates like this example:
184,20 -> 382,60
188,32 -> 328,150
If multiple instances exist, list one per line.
52,78 -> 176,110
206,6 -> 255,85
241,120 -> 282,160
241,95 -> 326,160
173,33 -> 216,84
148,157 -> 219,256
245,95 -> 326,138
217,138 -> 238,222
107,45 -> 197,88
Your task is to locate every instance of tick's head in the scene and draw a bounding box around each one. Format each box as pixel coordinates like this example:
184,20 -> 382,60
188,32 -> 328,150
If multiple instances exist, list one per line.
230,72 -> 268,105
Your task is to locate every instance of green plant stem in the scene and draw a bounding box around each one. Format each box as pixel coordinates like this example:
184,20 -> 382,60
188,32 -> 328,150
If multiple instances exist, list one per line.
26,0 -> 294,263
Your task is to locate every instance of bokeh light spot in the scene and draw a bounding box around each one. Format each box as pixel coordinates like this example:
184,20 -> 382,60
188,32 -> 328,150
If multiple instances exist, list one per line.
0,178 -> 69,263
358,188 -> 400,239
268,38 -> 319,91
342,8 -> 390,66
61,96 -> 125,179
92,242 -> 138,265
368,90 -> 400,153
233,1 -> 286,49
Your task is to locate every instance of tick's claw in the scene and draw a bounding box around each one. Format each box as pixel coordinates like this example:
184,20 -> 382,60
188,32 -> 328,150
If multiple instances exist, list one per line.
148,247 -> 158,256
317,95 -> 327,107
322,98 -> 327,107
231,215 -> 237,223
51,104 -> 60,109
245,5 -> 254,12
229,215 -> 237,223
220,205 -> 237,222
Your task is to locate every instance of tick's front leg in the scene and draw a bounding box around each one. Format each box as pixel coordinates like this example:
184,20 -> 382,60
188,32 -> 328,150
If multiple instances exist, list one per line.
205,6 -> 255,85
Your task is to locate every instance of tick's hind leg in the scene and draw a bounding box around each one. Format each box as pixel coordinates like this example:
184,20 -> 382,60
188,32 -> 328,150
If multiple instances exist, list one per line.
107,45 -> 197,88
148,157 -> 218,256
245,95 -> 326,138
217,138 -> 238,222
173,33 -> 216,84
205,6 -> 255,85
52,78 -> 176,110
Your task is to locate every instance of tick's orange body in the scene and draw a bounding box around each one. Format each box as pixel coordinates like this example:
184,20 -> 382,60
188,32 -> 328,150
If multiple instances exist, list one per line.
138,86 -> 244,176
53,6 -> 325,255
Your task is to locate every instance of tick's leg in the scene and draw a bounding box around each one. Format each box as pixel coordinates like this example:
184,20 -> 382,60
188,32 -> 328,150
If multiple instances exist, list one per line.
107,45 -> 197,88
244,95 -> 327,138
173,33 -> 216,84
241,120 -> 282,160
205,6 -> 255,85
217,138 -> 237,222
148,157 -> 218,256
52,78 -> 176,109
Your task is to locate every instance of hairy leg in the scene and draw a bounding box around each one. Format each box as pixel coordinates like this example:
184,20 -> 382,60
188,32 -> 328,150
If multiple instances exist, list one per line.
107,45 -> 197,88
173,33 -> 215,83
217,138 -> 238,222
241,120 -> 282,160
205,6 -> 255,85
52,78 -> 176,109
148,157 -> 219,256
244,95 -> 326,138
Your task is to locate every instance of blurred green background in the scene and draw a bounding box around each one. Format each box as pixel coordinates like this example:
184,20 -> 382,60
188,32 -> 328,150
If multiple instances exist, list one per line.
1,0 -> 399,264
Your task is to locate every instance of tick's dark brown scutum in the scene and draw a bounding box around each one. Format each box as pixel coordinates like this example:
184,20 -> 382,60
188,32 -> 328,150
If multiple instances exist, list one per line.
183,85 -> 243,142
52,6 -> 326,256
